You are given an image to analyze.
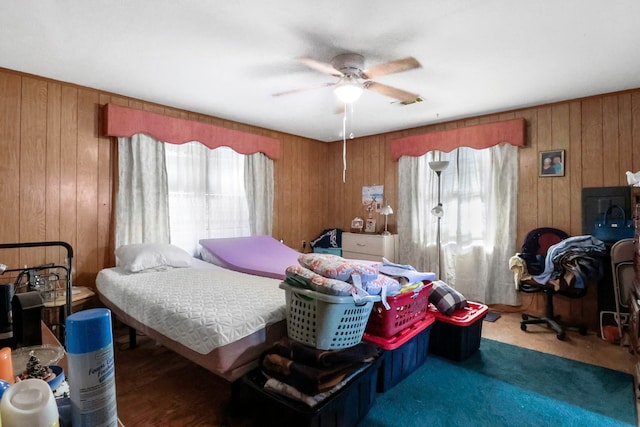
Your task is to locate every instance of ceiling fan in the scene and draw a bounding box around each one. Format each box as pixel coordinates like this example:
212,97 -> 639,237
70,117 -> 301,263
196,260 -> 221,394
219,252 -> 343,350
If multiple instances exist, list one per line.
273,53 -> 424,106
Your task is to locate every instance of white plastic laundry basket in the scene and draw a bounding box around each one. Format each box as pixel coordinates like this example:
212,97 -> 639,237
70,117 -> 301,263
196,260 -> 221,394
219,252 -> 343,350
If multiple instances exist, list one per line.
279,282 -> 379,350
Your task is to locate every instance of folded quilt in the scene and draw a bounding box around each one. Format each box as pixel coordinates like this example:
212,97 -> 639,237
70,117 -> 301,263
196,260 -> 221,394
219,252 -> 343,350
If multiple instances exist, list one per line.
282,253 -> 399,301
298,253 -> 378,283
284,265 -> 356,296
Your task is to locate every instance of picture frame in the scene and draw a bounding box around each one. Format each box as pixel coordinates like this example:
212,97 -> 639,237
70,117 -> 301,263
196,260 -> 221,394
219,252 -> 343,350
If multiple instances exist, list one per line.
350,217 -> 364,233
539,149 -> 565,177
365,218 -> 376,233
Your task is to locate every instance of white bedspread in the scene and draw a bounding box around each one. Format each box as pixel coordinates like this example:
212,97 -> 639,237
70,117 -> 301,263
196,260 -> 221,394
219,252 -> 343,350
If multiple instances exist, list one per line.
96,259 -> 286,354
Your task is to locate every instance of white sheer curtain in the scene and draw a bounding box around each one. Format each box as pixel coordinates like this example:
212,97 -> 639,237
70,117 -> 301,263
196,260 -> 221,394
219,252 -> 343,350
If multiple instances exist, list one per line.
398,143 -> 519,305
116,134 -> 170,249
117,136 -> 273,257
164,142 -> 251,256
244,153 -> 274,235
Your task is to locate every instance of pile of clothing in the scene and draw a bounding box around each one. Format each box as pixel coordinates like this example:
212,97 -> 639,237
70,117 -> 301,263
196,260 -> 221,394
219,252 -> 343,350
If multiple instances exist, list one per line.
284,253 -> 435,306
259,336 -> 381,407
510,234 -> 606,292
285,253 -> 470,317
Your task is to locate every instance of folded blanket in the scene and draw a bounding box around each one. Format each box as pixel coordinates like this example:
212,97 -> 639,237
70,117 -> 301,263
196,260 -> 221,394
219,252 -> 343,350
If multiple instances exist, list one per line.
380,257 -> 436,286
268,336 -> 380,369
260,339 -> 381,395
263,364 -> 369,408
262,353 -> 356,394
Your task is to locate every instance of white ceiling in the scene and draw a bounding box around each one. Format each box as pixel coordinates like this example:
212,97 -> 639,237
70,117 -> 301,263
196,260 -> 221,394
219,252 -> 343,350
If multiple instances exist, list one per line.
2,1 -> 639,142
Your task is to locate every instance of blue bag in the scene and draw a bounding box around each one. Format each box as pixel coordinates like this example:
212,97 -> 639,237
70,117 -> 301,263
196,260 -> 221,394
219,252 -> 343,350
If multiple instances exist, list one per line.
592,205 -> 635,243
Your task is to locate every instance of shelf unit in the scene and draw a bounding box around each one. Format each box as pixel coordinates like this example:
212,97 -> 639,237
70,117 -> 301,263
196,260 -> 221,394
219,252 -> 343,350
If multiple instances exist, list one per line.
0,241 -> 74,346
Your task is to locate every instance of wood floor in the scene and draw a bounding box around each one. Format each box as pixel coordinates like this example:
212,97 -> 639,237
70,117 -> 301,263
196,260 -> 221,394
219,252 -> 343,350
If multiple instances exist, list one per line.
112,309 -> 639,427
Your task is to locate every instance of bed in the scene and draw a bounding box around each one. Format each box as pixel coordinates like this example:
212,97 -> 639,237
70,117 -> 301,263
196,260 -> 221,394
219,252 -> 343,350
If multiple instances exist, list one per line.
96,242 -> 291,382
96,237 -> 388,382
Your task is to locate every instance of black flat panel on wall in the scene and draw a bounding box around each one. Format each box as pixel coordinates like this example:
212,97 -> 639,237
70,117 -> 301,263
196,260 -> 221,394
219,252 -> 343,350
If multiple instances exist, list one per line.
582,186 -> 632,317
581,186 -> 631,235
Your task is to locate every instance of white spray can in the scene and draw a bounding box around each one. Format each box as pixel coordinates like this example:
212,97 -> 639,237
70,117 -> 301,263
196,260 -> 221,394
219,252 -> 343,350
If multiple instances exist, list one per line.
66,308 -> 118,427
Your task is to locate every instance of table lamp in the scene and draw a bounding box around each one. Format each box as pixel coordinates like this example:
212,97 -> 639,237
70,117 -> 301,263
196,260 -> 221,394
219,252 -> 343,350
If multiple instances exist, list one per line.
380,205 -> 394,235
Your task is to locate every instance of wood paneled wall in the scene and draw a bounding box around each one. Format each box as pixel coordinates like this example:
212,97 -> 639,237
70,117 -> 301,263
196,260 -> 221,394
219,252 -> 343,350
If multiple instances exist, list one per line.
2,66 -> 639,329
325,91 -> 640,329
0,68 -> 326,289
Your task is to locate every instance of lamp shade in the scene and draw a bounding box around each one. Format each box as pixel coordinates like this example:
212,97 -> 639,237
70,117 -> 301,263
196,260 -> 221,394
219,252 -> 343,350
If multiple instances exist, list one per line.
334,79 -> 363,103
428,160 -> 449,172
380,205 -> 394,215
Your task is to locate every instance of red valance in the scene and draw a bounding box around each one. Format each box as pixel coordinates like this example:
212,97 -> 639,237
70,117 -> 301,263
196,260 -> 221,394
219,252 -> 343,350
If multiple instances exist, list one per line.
389,118 -> 525,160
103,103 -> 281,159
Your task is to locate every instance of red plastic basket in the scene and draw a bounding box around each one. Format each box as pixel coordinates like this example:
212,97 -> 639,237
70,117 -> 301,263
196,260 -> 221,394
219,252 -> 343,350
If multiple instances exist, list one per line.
363,313 -> 435,350
365,281 -> 432,338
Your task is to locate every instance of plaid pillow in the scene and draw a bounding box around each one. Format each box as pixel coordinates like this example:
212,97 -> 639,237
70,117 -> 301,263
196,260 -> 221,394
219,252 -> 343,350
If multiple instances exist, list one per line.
429,280 -> 468,316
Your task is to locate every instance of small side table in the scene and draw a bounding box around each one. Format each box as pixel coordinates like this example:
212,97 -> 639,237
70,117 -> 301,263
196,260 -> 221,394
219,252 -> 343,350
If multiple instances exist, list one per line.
43,287 -> 95,340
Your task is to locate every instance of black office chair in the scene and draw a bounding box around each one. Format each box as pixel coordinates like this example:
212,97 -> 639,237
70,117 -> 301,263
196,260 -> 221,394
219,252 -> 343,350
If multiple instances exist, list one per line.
518,227 -> 588,341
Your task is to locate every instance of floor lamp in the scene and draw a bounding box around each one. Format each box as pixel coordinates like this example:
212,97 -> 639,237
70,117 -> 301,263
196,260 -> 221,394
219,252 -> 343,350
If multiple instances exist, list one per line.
429,160 -> 449,279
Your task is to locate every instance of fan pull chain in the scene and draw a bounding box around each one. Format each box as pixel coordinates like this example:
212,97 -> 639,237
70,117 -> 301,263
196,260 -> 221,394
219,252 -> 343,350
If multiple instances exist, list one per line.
342,103 -> 347,183
349,102 -> 356,139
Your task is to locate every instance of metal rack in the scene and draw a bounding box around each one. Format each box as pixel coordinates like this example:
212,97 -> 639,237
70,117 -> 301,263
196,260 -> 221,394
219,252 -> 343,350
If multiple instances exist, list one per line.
0,241 -> 74,338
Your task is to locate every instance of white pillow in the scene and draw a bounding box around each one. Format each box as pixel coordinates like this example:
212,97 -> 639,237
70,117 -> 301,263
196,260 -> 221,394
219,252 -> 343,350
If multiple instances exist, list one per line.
115,243 -> 193,273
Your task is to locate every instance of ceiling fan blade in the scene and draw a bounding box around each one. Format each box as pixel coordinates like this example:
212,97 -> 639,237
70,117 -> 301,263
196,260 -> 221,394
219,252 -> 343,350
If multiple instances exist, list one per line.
362,57 -> 421,79
272,82 -> 337,97
363,81 -> 424,104
298,57 -> 344,77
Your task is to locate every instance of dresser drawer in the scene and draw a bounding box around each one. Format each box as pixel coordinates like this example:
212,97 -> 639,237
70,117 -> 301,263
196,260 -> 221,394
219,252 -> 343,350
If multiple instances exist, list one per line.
342,232 -> 396,262
342,233 -> 386,255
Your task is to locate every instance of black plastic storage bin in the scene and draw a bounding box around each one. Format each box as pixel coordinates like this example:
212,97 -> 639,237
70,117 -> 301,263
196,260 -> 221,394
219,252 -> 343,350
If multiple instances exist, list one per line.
363,314 -> 435,392
427,301 -> 488,361
234,356 -> 382,427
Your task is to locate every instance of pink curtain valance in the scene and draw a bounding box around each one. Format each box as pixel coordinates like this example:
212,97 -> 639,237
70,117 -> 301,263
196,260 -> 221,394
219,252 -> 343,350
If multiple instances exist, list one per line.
389,118 -> 525,160
103,103 -> 281,159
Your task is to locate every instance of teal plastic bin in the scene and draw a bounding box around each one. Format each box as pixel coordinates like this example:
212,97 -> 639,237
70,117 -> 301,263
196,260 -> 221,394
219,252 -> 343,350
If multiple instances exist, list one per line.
312,247 -> 342,256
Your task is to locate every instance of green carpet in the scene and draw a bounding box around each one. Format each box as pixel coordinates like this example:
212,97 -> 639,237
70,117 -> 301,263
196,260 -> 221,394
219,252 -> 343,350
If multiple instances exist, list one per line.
361,338 -> 636,427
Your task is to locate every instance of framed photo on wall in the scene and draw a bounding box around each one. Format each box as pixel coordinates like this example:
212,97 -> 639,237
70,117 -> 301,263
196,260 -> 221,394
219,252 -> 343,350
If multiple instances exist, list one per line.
539,149 -> 565,177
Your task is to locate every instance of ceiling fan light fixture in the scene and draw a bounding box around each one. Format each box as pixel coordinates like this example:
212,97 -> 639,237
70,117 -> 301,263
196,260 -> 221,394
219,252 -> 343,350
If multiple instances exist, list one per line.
334,79 -> 363,103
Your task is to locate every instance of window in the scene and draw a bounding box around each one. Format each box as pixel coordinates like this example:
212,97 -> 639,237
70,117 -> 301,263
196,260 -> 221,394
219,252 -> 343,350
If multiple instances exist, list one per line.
442,148 -> 491,247
398,143 -> 518,304
164,142 -> 250,255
